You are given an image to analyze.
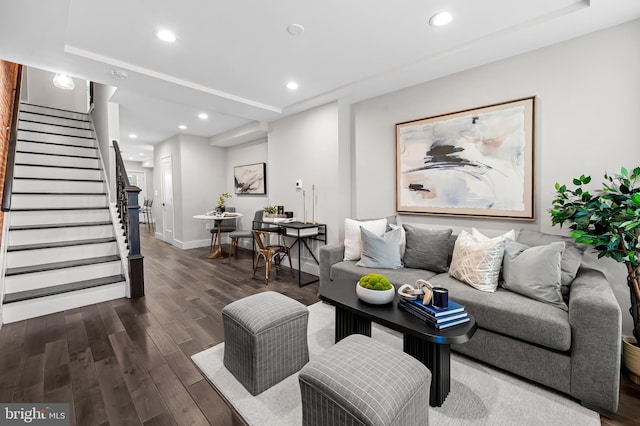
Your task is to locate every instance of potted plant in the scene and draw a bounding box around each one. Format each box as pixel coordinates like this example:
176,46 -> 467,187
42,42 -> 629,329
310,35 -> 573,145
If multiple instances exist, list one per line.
550,166 -> 640,384
356,273 -> 395,305
216,192 -> 231,213
263,205 -> 278,218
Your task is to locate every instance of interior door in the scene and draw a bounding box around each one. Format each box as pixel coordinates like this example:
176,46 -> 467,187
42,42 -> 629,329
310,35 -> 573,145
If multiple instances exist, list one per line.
161,156 -> 174,243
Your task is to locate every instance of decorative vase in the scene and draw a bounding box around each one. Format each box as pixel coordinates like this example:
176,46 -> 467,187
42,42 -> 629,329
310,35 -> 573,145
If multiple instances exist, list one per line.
355,282 -> 395,305
216,206 -> 225,214
623,337 -> 640,385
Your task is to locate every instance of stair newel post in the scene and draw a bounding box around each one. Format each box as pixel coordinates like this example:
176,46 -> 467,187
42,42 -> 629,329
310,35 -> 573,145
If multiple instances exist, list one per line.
112,140 -> 145,298
126,187 -> 144,298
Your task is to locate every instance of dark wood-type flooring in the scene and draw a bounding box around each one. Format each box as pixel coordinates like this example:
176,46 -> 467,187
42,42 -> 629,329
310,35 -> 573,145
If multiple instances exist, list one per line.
0,226 -> 639,425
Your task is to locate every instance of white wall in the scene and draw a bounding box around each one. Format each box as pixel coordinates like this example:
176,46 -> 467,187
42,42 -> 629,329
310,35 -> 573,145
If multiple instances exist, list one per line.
153,134 -> 226,248
180,135 -> 226,245
23,67 -> 89,113
268,102 -> 350,273
90,83 -> 118,199
225,139 -> 268,248
352,19 -> 640,335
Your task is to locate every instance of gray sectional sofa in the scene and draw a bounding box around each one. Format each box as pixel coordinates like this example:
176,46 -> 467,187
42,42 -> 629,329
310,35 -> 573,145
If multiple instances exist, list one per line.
319,227 -> 622,414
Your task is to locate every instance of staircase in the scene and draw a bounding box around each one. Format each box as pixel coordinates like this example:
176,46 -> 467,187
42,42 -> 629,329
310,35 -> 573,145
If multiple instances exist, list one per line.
1,103 -> 127,323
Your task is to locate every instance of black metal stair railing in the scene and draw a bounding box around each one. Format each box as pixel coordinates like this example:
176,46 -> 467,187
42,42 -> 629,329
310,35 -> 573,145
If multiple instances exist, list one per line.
113,139 -> 144,298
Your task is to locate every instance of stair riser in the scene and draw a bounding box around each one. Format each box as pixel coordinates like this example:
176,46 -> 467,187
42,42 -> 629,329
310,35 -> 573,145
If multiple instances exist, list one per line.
11,194 -> 107,209
20,104 -> 89,121
14,165 -> 102,180
15,152 -> 99,168
6,242 -> 118,269
12,179 -> 105,193
9,225 -> 114,245
17,130 -> 95,147
19,111 -> 91,129
2,282 -> 126,323
4,261 -> 123,294
19,121 -> 94,138
8,209 -> 111,226
17,140 -> 97,157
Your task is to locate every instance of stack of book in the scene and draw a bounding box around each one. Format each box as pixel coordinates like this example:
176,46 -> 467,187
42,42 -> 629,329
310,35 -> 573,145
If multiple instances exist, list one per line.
398,298 -> 470,329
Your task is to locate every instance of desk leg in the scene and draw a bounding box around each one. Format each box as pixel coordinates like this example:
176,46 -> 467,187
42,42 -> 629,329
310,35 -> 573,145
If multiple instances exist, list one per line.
334,307 -> 371,343
403,334 -> 450,407
208,221 -> 229,259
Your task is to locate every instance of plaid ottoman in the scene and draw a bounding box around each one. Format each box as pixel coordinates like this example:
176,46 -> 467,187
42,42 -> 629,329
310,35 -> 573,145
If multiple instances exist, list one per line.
222,291 -> 309,395
299,334 -> 431,426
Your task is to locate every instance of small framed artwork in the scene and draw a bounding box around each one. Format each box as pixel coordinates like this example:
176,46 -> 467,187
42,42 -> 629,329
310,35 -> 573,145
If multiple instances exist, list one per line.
396,97 -> 535,220
234,162 -> 267,195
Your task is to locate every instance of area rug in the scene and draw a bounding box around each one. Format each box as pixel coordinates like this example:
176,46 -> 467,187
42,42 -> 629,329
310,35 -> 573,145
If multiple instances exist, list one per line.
192,302 -> 599,425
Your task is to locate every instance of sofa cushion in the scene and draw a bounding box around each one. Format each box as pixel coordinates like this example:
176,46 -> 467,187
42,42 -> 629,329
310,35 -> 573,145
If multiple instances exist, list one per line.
330,261 -> 437,287
449,230 -> 508,293
428,273 -> 571,351
356,227 -> 402,269
402,225 -> 452,273
343,218 -> 387,261
502,241 -> 568,311
516,229 -> 586,299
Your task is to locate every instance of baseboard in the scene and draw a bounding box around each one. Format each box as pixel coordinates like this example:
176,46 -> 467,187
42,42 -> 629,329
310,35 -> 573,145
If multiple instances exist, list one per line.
174,239 -> 211,250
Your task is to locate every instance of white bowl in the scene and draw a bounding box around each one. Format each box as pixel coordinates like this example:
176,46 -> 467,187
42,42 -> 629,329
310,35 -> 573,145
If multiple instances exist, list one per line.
356,281 -> 395,305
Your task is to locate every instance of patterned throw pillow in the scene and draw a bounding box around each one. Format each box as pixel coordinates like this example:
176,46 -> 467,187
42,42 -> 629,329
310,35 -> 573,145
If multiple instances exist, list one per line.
449,230 -> 511,292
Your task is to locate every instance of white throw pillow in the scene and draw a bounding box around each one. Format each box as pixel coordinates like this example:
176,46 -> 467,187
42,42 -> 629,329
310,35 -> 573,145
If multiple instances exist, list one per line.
388,223 -> 406,258
343,218 -> 388,261
449,229 -> 509,292
471,227 -> 515,242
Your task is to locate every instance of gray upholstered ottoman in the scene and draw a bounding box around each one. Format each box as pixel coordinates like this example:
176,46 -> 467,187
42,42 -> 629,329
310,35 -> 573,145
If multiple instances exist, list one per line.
222,291 -> 309,395
299,334 -> 431,426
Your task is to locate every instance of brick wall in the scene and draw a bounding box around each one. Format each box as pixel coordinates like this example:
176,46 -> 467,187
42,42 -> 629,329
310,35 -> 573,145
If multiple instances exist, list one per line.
0,60 -> 20,242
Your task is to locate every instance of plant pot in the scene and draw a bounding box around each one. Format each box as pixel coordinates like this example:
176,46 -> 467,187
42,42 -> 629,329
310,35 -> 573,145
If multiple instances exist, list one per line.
623,337 -> 640,385
356,282 -> 395,305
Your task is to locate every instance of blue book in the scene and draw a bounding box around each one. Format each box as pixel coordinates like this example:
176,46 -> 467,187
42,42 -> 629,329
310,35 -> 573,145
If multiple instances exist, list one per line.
402,303 -> 468,324
398,302 -> 469,329
407,298 -> 465,318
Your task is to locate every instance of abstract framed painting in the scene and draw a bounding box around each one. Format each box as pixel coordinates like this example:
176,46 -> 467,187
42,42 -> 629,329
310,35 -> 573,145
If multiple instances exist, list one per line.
396,97 -> 535,220
234,162 -> 266,195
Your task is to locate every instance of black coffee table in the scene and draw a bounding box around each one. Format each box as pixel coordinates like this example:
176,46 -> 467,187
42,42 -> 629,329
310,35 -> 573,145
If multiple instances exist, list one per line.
318,281 -> 477,407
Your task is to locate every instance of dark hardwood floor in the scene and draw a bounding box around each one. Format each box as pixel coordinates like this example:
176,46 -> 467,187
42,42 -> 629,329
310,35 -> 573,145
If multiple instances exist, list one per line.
0,226 -> 639,425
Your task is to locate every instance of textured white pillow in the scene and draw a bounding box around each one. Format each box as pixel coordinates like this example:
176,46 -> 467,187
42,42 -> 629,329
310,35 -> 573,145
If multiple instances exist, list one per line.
343,218 -> 388,261
449,230 -> 508,292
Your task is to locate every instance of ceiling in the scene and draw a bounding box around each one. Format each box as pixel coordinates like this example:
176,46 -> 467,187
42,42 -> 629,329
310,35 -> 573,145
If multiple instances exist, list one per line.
1,0 -> 640,163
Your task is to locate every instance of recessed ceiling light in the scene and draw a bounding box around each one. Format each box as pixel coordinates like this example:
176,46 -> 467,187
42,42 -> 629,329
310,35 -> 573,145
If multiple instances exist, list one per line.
198,113 -> 208,120
129,133 -> 137,139
156,29 -> 177,43
139,153 -> 145,156
52,73 -> 75,90
286,81 -> 299,90
287,24 -> 305,36
178,124 -> 187,130
429,11 -> 453,27
128,157 -> 134,160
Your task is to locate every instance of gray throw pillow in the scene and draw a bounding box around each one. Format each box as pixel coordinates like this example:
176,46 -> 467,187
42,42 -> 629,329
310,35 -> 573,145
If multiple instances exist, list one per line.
356,227 -> 403,269
402,224 -> 453,273
516,228 -> 586,299
502,240 -> 568,311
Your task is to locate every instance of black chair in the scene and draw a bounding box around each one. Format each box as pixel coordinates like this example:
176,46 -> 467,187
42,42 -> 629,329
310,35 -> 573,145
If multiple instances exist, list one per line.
227,210 -> 264,263
209,206 -> 237,254
140,198 -> 153,229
